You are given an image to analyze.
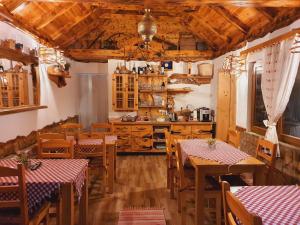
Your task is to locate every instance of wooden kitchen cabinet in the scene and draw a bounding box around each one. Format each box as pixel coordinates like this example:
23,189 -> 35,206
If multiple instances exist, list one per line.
112,122 -> 214,153
112,73 -> 138,111
0,72 -> 29,108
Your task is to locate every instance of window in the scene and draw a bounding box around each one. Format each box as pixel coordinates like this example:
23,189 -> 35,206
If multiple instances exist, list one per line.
251,63 -> 300,146
281,68 -> 300,144
252,66 -> 267,131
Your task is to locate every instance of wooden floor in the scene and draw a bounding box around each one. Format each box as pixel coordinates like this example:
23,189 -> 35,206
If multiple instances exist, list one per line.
51,155 -> 196,225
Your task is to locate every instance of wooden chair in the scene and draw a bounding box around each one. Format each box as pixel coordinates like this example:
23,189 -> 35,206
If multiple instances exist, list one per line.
37,132 -> 66,157
175,143 -> 221,225
164,130 -> 177,199
222,138 -> 277,186
221,181 -> 263,225
76,132 -> 107,190
38,139 -> 74,159
0,164 -> 51,225
227,128 -> 240,148
91,123 -> 112,134
60,123 -> 82,141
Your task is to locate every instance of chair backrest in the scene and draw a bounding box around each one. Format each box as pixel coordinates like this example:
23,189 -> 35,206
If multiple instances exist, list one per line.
91,123 -> 112,134
175,142 -> 186,189
39,139 -> 74,159
255,139 -> 276,167
228,128 -> 240,148
0,164 -> 28,224
221,181 -> 263,225
60,123 -> 81,140
164,129 -> 171,155
77,132 -> 106,161
37,132 -> 66,156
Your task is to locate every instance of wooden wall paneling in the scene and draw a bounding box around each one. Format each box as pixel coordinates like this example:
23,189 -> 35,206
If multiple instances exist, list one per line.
229,73 -> 236,129
33,66 -> 40,105
216,71 -> 230,141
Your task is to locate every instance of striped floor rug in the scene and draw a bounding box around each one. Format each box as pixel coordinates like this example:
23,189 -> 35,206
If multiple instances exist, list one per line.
118,208 -> 166,225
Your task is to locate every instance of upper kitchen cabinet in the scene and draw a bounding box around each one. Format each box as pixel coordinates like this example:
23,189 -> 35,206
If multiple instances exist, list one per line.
112,73 -> 138,111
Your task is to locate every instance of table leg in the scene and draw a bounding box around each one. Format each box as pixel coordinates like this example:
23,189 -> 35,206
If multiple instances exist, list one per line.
253,166 -> 266,185
79,170 -> 88,225
61,183 -> 74,225
195,167 -> 205,225
114,144 -> 117,181
107,145 -> 115,194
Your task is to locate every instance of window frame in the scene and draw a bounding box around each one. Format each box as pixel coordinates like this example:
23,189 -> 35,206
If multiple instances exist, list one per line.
250,63 -> 300,147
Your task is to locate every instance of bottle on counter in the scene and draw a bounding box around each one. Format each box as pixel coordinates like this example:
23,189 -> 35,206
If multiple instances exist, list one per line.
161,82 -> 165,90
144,112 -> 149,121
132,63 -> 136,74
115,63 -> 120,74
160,65 -> 164,75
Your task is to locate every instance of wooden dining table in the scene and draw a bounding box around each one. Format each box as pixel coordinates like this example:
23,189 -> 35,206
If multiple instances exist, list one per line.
231,185 -> 300,225
0,159 -> 89,225
180,139 -> 266,225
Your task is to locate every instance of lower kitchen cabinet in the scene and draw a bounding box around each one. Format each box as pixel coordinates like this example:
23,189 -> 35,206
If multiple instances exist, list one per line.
112,122 -> 215,153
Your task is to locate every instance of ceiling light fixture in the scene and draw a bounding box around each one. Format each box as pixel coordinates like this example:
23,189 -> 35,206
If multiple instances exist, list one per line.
138,9 -> 157,47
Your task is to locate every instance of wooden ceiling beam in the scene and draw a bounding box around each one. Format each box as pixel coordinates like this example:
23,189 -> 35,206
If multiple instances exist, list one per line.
0,4 -> 56,47
51,7 -> 95,40
22,0 -> 300,7
180,20 -> 218,51
188,14 -> 231,43
36,3 -> 76,30
209,6 -> 249,34
67,49 -> 214,62
61,18 -> 106,48
255,7 -> 277,21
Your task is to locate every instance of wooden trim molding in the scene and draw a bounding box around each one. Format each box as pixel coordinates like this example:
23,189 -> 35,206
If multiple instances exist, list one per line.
240,28 -> 300,56
0,115 -> 79,158
0,105 -> 47,115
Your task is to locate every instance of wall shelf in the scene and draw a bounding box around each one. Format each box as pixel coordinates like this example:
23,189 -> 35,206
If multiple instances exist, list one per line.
167,87 -> 193,95
0,47 -> 38,65
0,105 -> 47,115
168,73 -> 212,85
139,89 -> 167,93
139,74 -> 167,78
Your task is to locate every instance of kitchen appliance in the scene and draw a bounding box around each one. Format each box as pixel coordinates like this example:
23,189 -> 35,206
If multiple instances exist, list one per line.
197,107 -> 212,122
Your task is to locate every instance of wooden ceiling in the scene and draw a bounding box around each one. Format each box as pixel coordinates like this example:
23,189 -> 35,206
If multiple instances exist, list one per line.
0,0 -> 300,62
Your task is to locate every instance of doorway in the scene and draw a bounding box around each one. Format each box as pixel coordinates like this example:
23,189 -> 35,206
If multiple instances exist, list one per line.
79,73 -> 108,129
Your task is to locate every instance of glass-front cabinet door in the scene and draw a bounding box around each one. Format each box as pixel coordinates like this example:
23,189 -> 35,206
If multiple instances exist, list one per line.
112,74 -> 138,111
0,72 -> 28,108
126,74 -> 138,111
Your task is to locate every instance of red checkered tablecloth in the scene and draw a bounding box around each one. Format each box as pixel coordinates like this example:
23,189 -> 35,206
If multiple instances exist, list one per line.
76,136 -> 117,153
234,185 -> 300,225
180,139 -> 250,165
0,159 -> 88,216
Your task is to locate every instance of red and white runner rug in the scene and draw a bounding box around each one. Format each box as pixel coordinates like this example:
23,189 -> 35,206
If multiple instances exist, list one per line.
118,208 -> 166,225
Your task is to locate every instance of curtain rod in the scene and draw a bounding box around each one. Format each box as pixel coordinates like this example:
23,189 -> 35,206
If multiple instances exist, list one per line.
240,28 -> 300,56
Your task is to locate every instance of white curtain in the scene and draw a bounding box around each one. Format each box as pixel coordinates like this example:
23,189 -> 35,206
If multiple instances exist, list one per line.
262,35 -> 300,156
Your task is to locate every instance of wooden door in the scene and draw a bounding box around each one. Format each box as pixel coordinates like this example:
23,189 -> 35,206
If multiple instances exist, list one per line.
216,71 -> 236,141
0,73 -> 9,108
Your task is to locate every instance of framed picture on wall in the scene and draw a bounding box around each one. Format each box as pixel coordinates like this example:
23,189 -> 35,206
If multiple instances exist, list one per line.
161,61 -> 173,71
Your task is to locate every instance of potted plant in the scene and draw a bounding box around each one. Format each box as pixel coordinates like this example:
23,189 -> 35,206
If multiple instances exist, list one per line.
207,138 -> 216,150
17,152 -> 31,168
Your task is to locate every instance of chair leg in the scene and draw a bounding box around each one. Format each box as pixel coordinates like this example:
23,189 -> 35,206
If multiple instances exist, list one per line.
167,167 -> 170,189
180,193 -> 186,225
216,194 -> 222,225
56,197 -> 62,225
177,191 -> 182,213
170,169 -> 175,199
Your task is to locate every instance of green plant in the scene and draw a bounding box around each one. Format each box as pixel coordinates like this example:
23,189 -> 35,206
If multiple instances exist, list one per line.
207,138 -> 216,146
